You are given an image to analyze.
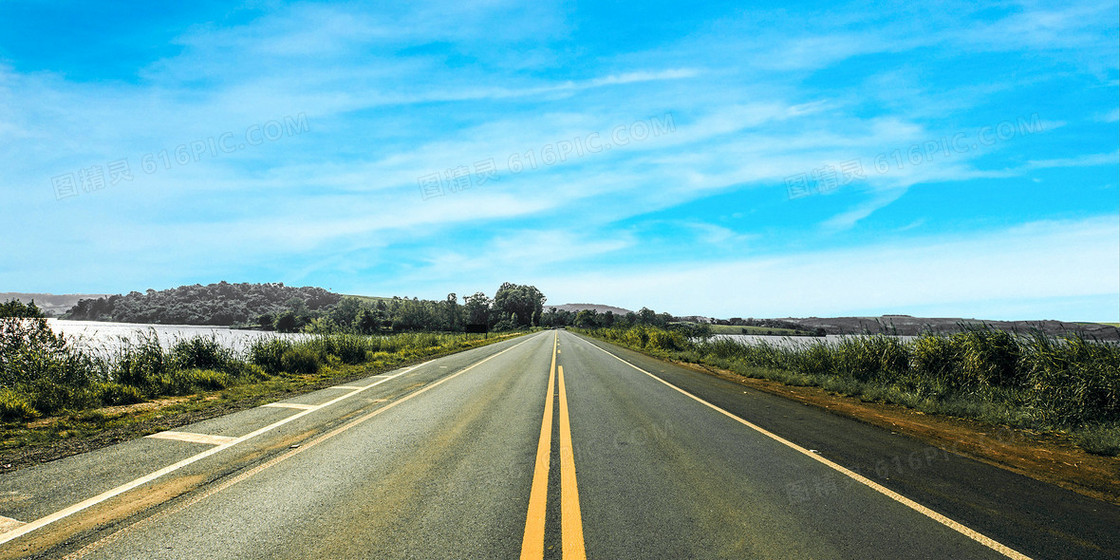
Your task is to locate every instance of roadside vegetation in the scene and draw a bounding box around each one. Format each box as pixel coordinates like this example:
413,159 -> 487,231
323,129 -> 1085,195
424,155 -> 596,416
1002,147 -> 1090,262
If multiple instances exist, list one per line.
0,299 -> 520,455
584,324 -> 1120,456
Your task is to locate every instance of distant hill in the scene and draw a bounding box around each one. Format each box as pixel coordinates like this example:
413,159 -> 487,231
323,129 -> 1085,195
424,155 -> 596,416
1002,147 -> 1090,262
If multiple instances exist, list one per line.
62,282 -> 342,325
0,292 -> 111,317
773,316 -> 1120,340
549,303 -> 633,315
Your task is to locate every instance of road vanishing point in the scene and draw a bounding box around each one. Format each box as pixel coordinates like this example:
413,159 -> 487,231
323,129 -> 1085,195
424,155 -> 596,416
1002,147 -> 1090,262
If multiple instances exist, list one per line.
1,330 -> 1117,558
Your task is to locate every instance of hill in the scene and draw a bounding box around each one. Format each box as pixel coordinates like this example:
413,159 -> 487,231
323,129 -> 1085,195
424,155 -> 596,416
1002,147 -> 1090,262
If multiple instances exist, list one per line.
63,282 -> 341,326
548,303 -> 633,315
774,316 -> 1120,340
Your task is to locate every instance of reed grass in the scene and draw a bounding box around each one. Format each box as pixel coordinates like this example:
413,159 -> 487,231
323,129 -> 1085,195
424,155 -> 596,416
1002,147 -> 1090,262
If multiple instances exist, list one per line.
589,324 -> 1120,455
0,317 -> 504,422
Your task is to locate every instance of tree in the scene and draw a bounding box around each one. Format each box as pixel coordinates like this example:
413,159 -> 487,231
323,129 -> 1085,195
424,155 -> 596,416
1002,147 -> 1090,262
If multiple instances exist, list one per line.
0,299 -> 44,318
274,309 -> 302,332
61,282 -> 343,326
441,293 -> 461,331
463,292 -> 492,332
353,308 -> 380,334
574,309 -> 597,329
329,297 -> 364,327
493,283 -> 545,327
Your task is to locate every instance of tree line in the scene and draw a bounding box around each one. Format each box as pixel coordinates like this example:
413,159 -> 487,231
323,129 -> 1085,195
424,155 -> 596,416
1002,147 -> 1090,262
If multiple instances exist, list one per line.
64,282 -> 340,326
52,282 -> 689,335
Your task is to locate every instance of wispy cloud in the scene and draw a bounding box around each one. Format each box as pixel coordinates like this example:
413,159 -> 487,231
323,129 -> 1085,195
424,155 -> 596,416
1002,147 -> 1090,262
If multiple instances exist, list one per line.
538,216 -> 1120,320
1,0 -> 1116,320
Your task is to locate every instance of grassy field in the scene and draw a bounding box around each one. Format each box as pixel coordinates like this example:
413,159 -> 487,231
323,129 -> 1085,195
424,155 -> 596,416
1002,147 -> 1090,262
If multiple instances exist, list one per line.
0,316 -> 522,454
585,325 -> 1120,456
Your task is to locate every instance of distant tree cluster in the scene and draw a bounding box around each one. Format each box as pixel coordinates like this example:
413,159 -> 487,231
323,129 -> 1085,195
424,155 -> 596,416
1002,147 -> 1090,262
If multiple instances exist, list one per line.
298,283 -> 547,334
722,317 -> 812,331
0,299 -> 45,318
64,282 -> 341,326
539,305 -> 676,331
59,281 -> 688,335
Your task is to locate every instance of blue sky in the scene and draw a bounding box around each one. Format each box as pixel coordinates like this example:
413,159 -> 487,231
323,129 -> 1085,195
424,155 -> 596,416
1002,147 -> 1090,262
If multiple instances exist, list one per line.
1,1 -> 1117,321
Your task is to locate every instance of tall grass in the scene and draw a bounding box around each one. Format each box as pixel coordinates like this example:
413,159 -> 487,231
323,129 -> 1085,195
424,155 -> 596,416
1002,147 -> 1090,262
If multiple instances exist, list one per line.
591,325 -> 1120,455
1,318 -> 500,421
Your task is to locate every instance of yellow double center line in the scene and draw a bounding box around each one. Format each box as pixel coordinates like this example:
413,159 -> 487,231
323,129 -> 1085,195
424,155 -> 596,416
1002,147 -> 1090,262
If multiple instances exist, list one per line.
521,333 -> 586,559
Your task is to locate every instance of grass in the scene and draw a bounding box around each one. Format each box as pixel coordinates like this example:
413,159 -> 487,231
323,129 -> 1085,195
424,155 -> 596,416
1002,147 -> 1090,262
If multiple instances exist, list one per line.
0,318 -> 522,454
585,324 -> 1120,456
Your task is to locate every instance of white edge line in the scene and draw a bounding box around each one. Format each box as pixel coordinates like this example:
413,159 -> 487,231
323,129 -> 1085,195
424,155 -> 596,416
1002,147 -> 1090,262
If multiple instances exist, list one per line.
575,334 -> 1034,560
145,432 -> 236,446
262,402 -> 318,411
0,516 -> 24,534
0,334 -> 537,547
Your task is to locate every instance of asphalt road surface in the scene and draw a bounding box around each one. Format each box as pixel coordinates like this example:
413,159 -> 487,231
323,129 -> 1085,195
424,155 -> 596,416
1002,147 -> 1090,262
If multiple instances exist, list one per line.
1,330 -> 1116,559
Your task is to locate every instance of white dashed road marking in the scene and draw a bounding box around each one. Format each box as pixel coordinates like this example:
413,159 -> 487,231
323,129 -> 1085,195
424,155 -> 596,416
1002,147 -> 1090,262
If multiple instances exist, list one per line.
262,402 -> 318,410
146,432 -> 237,446
0,516 -> 24,534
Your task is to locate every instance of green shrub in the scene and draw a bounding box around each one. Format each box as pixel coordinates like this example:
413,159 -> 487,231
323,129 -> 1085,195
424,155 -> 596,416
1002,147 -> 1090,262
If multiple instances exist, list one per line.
249,338 -> 293,375
172,336 -> 232,371
310,335 -> 368,365
1077,425 -> 1120,457
590,324 -> 1120,433
0,388 -> 38,421
791,342 -> 835,377
910,334 -> 958,388
646,329 -> 687,352
952,327 -> 1020,388
112,331 -> 172,388
95,382 -> 145,406
24,378 -> 92,415
1,317 -> 102,389
227,362 -> 270,382
153,368 -> 231,396
832,336 -> 908,383
185,369 -> 231,391
281,347 -> 321,374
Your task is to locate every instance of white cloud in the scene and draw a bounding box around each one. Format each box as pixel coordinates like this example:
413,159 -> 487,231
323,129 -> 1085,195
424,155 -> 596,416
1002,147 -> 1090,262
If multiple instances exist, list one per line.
537,216 -> 1120,321
1025,151 -> 1119,169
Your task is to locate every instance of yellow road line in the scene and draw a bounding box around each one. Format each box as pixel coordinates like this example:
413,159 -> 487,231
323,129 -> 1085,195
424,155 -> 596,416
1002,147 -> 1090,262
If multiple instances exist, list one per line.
581,335 -> 1033,560
557,365 -> 587,559
520,333 -> 557,560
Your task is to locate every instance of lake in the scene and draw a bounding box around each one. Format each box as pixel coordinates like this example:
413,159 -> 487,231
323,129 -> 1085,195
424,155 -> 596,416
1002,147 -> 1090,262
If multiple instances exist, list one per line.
46,319 -> 308,357
708,334 -> 918,347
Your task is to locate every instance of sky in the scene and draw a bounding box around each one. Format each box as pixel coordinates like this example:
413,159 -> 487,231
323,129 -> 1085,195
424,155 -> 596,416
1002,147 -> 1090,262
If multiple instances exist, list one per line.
0,1 -> 1117,321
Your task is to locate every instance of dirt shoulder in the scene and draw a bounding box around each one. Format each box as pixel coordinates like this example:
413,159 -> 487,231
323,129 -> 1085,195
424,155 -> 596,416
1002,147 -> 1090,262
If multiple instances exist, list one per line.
672,360 -> 1120,506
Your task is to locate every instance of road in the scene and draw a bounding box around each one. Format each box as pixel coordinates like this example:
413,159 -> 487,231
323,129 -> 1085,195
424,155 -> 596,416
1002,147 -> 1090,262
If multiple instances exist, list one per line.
0,330 -> 1117,558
